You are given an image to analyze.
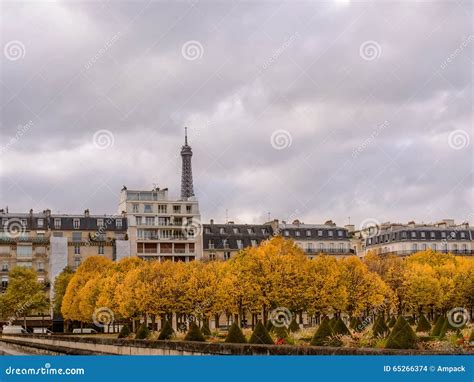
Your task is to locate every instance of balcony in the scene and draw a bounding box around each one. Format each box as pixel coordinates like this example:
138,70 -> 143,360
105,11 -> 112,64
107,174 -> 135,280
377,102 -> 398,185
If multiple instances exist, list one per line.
305,248 -> 354,254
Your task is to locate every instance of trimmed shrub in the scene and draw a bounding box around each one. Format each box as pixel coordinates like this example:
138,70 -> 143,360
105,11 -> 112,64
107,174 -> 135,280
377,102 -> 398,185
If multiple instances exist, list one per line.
329,317 -> 337,330
288,318 -> 300,333
265,319 -> 274,333
201,320 -> 211,336
184,322 -> 205,342
353,318 -> 365,332
118,324 -> 131,339
332,317 -> 350,336
273,325 -> 288,339
372,316 -> 390,338
469,329 -> 474,343
387,316 -> 396,328
385,316 -> 418,349
225,322 -> 247,343
157,320 -> 174,340
431,316 -> 446,337
349,317 -> 356,329
135,324 -> 150,340
310,318 -> 333,346
249,321 -> 274,345
415,314 -> 431,333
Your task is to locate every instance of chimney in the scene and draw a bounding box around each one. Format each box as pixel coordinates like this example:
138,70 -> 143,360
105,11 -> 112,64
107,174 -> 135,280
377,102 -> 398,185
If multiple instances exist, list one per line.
210,219 -> 214,225
84,209 -> 90,217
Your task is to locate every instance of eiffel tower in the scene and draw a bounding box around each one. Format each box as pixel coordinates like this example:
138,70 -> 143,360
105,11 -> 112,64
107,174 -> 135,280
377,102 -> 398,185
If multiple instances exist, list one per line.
180,126 -> 194,199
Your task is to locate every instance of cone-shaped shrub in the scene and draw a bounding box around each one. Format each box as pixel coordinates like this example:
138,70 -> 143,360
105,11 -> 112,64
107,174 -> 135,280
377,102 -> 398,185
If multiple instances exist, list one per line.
225,322 -> 247,343
310,318 -> 333,346
349,317 -> 356,329
385,316 -> 418,349
249,320 -> 274,345
372,316 -> 390,338
273,325 -> 288,339
469,329 -> 474,343
431,316 -> 446,337
438,318 -> 460,339
201,320 -> 211,336
184,322 -> 205,342
415,314 -> 431,333
157,320 -> 174,340
288,318 -> 300,333
333,317 -> 350,336
135,324 -> 150,340
387,316 -> 396,328
353,318 -> 364,332
329,317 -> 337,330
265,319 -> 274,333
118,324 -> 131,339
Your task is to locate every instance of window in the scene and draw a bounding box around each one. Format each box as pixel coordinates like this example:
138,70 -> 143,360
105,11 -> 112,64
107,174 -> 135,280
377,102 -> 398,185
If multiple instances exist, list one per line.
173,205 -> 181,214
209,253 -> 216,261
411,232 -> 416,238
339,243 -> 344,251
329,243 -> 334,252
98,245 -> 104,255
452,244 -> 458,252
328,231 -> 333,237
158,205 -> 167,213
422,244 -> 427,250
412,244 -> 418,252
319,243 -> 325,252
461,232 -> 466,239
284,230 -> 289,237
1,276 -> 8,288
2,262 -> 8,271
72,232 -> 82,242
74,258 -> 81,268
236,240 -> 243,249
224,252 -> 231,260
318,230 -> 323,236
37,219 -> 44,228
73,218 -> 80,229
401,231 -> 407,239
144,204 -> 152,213
205,227 -> 211,234
295,231 -> 300,237
116,219 -> 122,229
233,227 -> 239,234
223,239 -> 229,248
37,261 -> 44,271
53,232 -> 63,237
54,218 -> 61,229
431,244 -> 437,251
442,243 -> 448,252
251,240 -> 257,247
430,231 -> 435,239
421,232 -> 426,238
306,230 -> 311,237
136,216 -> 142,225
462,244 -> 467,252
132,204 -> 139,213
219,227 -> 225,234
261,228 -> 268,235
248,228 -> 254,234
20,218 -> 27,227
186,205 -> 192,213
146,217 -> 154,226
97,219 -> 104,228
307,243 -> 313,252
209,240 -> 215,249
17,245 -> 32,257
337,230 -> 343,237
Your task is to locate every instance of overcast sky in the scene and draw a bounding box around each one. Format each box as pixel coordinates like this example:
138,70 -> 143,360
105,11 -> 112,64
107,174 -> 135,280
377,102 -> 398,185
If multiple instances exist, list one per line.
0,0 -> 472,228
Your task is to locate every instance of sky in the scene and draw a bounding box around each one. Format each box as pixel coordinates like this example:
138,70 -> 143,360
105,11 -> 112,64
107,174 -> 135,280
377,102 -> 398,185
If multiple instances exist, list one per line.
0,0 -> 472,229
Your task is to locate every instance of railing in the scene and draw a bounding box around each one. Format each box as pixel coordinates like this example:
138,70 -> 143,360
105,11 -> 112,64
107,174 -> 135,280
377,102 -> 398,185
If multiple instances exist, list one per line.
369,250 -> 474,256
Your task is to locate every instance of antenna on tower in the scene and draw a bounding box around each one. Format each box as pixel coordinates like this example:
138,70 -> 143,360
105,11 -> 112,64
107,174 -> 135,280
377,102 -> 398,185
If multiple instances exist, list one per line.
348,216 -> 351,225
267,212 -> 271,221
184,126 -> 188,145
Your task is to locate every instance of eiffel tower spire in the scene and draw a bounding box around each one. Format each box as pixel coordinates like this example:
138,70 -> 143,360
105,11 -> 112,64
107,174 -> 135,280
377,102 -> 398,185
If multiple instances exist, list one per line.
180,126 -> 194,199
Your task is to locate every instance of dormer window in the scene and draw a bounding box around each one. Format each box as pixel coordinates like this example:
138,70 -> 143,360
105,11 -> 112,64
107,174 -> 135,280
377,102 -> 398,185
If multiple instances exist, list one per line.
73,219 -> 80,229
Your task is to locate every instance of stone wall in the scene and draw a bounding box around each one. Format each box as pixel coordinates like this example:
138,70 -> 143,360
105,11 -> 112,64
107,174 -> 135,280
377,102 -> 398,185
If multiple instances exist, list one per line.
0,334 -> 469,356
